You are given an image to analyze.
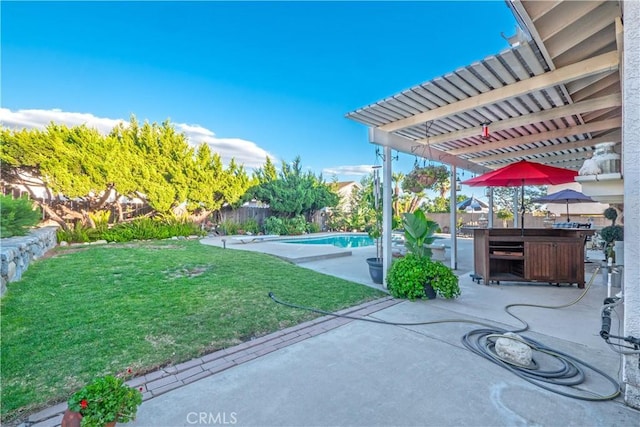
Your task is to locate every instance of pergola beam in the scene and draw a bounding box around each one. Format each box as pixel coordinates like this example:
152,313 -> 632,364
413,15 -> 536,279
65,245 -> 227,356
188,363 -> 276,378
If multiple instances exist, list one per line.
369,128 -> 489,174
379,51 -> 619,133
449,117 -> 621,155
472,131 -> 622,163
412,93 -> 621,146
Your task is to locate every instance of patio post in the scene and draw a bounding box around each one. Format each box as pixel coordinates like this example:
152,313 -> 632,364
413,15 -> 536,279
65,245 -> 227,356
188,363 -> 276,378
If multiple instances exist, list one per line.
622,0 -> 640,409
449,165 -> 458,270
382,145 -> 393,288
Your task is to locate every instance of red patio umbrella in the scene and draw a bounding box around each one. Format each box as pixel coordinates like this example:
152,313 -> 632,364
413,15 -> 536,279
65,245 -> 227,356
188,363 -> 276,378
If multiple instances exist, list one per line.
462,160 -> 578,231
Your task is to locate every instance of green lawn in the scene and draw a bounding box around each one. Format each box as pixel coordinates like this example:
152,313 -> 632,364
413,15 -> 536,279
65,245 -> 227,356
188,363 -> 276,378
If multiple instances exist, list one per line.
1,239 -> 384,422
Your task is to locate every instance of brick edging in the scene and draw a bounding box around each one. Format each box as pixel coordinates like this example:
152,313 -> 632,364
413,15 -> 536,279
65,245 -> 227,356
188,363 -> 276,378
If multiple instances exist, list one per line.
27,296 -> 400,427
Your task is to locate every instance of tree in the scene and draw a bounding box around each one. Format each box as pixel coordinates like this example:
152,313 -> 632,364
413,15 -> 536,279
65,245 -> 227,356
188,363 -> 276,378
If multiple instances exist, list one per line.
247,156 -> 339,220
492,186 -> 547,213
1,116 -> 254,228
253,156 -> 277,183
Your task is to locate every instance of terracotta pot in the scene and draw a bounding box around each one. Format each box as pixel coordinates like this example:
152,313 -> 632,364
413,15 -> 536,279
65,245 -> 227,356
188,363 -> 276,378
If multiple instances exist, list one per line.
61,409 -> 116,427
61,410 -> 82,427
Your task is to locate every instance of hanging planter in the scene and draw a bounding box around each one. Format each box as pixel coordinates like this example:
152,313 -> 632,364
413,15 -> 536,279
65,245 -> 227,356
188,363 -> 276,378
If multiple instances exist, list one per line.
402,165 -> 449,193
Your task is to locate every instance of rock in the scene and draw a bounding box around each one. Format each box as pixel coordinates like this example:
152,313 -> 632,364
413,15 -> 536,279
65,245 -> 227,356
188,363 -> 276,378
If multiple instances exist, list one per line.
60,241 -> 69,246
495,332 -> 532,366
6,262 -> 16,282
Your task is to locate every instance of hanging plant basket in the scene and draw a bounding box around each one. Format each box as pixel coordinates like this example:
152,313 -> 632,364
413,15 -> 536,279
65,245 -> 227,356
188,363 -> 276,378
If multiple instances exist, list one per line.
402,165 -> 449,193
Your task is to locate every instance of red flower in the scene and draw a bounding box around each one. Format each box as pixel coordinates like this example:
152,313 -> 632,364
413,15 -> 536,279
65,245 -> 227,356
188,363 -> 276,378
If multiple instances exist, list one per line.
127,368 -> 132,374
80,399 -> 88,409
139,387 -> 144,391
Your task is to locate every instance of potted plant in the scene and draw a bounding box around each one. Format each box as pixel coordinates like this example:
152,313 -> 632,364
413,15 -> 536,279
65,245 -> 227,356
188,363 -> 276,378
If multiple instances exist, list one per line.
365,168 -> 384,284
401,164 -> 449,193
386,209 -> 460,299
63,374 -> 143,427
600,207 -> 624,264
365,212 -> 383,284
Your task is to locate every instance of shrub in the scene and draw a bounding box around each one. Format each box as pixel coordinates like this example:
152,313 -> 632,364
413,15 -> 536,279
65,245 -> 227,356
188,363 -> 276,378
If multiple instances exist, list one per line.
58,216 -> 202,243
307,222 -> 320,234
218,219 -> 239,235
386,253 -> 460,300
603,207 -> 618,225
242,218 -> 260,235
600,225 -> 623,244
56,222 -> 95,243
264,216 -> 285,235
386,254 -> 431,300
284,215 -> 307,235
425,260 -> 460,299
0,195 -> 41,238
88,210 -> 111,230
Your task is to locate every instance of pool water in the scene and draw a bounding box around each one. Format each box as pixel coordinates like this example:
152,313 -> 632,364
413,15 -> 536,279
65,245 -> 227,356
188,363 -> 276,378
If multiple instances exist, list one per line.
280,235 -> 374,248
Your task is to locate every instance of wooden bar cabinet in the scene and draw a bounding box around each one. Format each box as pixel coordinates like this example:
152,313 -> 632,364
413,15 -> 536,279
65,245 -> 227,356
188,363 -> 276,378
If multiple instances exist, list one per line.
470,228 -> 594,288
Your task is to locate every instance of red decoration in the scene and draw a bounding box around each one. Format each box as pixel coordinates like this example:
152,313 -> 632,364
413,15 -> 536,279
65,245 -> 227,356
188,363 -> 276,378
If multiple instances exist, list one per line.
481,123 -> 489,139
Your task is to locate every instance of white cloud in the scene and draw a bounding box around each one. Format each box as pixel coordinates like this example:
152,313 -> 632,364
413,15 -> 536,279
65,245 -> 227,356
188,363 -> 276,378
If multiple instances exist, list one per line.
173,122 -> 272,169
0,108 -> 273,169
323,164 -> 376,177
0,107 -> 125,134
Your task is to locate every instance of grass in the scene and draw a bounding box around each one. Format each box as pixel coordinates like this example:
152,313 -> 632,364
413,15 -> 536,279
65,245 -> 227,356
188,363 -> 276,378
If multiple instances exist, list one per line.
0,239 -> 385,422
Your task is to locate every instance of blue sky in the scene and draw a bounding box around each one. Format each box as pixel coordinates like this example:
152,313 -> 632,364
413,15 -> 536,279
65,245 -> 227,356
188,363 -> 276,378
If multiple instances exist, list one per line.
1,1 -> 516,193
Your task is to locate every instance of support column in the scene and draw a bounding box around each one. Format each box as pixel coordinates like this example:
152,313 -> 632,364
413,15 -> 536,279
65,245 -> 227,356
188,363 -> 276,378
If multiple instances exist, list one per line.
622,0 -> 640,409
382,146 -> 393,287
449,166 -> 458,270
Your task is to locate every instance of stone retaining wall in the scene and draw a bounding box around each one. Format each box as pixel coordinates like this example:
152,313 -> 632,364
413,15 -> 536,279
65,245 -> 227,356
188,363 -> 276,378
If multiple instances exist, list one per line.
1,227 -> 58,296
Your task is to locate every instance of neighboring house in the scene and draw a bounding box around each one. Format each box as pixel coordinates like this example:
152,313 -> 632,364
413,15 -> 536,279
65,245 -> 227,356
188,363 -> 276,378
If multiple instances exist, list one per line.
334,181 -> 361,213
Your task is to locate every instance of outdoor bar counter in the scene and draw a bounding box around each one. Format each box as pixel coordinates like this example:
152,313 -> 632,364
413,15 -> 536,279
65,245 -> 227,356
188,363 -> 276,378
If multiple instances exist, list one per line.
469,228 -> 595,288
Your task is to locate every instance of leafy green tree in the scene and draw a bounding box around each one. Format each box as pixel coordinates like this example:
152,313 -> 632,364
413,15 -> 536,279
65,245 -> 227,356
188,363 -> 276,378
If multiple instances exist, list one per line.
253,156 -> 277,183
492,186 -> 547,213
1,116 -> 253,228
248,156 -> 338,220
0,195 -> 42,237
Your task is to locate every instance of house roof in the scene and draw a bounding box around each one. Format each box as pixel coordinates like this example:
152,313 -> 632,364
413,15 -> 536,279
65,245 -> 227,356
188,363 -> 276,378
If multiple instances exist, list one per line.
346,0 -> 623,175
335,181 -> 360,190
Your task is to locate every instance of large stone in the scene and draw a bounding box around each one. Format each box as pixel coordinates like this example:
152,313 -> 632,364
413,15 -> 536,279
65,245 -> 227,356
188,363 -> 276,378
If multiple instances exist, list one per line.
495,332 -> 533,366
6,261 -> 16,282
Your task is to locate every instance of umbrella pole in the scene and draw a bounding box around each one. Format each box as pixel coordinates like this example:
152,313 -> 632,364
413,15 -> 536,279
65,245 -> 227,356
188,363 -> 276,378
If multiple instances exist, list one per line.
521,182 -> 525,235
566,200 -> 570,222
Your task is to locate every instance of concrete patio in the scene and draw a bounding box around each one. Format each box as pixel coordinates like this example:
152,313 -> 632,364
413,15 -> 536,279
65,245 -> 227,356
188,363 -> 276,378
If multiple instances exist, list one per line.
124,235 -> 637,426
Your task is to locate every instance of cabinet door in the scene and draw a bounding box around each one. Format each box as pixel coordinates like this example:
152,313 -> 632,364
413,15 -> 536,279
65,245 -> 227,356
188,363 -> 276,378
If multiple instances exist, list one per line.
554,242 -> 584,284
524,242 -> 554,281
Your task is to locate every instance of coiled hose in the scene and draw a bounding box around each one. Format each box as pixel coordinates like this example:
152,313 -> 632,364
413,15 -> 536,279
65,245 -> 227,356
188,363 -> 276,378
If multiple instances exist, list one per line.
269,266 -> 621,401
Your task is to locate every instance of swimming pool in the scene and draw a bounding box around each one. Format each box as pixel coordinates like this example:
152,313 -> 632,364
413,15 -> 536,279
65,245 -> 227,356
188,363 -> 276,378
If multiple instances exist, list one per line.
280,235 -> 374,248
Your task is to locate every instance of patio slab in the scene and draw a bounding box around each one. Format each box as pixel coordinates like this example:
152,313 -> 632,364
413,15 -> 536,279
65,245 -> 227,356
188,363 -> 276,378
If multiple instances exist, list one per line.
126,271 -> 637,426
124,238 -> 637,426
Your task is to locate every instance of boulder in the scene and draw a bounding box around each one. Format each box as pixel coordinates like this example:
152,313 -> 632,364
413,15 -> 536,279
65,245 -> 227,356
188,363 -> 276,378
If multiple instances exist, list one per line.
495,332 -> 533,366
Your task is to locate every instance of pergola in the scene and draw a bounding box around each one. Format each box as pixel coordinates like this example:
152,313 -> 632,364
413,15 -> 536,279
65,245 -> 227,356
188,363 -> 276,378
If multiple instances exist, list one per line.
348,1 -> 622,173
346,0 -> 639,409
